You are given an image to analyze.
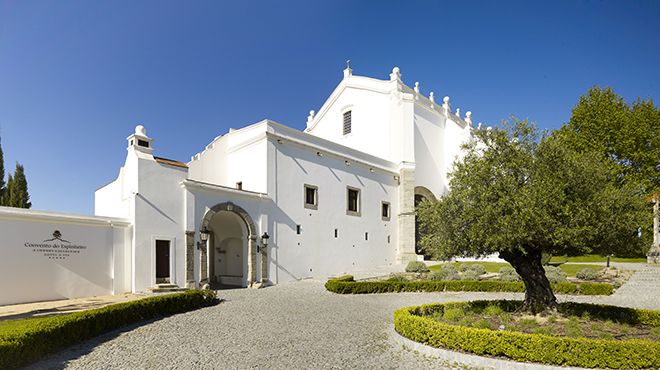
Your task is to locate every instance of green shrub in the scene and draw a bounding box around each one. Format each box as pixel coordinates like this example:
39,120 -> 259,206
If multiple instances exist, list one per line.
325,277 -> 612,296
431,264 -> 461,280
459,263 -> 486,276
405,261 -> 430,273
443,307 -> 465,322
333,275 -> 355,282
578,283 -> 613,295
0,290 -> 218,369
394,300 -> 660,369
544,266 -> 568,283
576,268 -> 600,281
387,273 -> 409,282
498,266 -> 521,282
460,269 -> 482,281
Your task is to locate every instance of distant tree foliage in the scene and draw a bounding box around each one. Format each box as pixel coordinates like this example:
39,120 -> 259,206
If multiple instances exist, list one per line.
556,87 -> 660,194
417,119 -> 649,312
0,137 -> 5,202
0,136 -> 31,209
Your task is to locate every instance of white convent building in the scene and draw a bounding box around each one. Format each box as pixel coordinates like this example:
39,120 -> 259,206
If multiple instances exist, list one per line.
0,66 -> 474,304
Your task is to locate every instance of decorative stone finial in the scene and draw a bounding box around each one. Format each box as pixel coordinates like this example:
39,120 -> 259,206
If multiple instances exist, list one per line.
414,82 -> 420,94
465,111 -> 472,125
135,125 -> 147,137
477,122 -> 482,129
442,96 -> 450,115
343,60 -> 352,79
390,66 -> 401,81
455,108 -> 460,117
307,110 -> 315,124
429,91 -> 435,103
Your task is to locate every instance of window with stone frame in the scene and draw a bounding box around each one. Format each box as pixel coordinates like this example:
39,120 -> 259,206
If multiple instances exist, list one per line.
346,186 -> 360,216
381,201 -> 391,221
304,184 -> 318,210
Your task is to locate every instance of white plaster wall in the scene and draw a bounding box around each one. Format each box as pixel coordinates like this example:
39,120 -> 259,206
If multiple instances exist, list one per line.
131,157 -> 188,292
188,123 -> 268,193
413,105 -> 449,197
268,135 -> 399,282
95,167 -> 129,219
0,207 -> 130,305
306,76 -> 415,164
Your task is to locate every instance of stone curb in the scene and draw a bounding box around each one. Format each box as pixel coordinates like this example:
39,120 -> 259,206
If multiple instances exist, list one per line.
389,325 -> 588,370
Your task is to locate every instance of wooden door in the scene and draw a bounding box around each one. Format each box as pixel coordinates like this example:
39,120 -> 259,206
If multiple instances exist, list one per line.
156,240 -> 170,283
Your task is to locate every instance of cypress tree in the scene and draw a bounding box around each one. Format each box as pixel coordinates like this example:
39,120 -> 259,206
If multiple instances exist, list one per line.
4,173 -> 13,207
8,163 -> 31,209
0,137 -> 5,206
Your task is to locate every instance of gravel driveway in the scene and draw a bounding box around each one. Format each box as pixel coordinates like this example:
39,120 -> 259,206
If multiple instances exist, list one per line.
28,265 -> 660,370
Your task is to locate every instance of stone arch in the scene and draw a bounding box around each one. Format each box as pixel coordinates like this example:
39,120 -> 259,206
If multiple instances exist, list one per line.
414,186 -> 436,259
414,186 -> 436,202
199,202 -> 258,288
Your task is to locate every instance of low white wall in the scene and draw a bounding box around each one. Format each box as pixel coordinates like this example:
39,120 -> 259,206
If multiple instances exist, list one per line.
0,207 -> 131,306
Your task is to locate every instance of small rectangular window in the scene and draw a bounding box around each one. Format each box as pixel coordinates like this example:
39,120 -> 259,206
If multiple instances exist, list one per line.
296,225 -> 301,235
381,201 -> 391,221
334,229 -> 338,238
387,235 -> 391,244
343,110 -> 352,135
304,184 -> 318,210
365,232 -> 368,241
236,182 -> 243,190
346,187 -> 360,216
138,139 -> 149,148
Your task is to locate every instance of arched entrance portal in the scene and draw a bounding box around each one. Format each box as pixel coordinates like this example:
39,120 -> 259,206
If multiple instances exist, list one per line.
414,186 -> 436,259
199,202 -> 259,288
209,211 -> 247,287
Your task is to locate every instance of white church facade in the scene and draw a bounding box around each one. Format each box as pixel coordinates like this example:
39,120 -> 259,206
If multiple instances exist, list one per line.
0,66 -> 474,304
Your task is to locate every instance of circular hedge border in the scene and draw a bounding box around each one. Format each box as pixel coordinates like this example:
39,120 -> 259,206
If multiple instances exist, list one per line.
394,300 -> 660,369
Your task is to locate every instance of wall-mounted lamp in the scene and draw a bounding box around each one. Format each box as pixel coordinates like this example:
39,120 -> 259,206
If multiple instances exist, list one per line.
257,231 -> 270,254
197,226 -> 210,250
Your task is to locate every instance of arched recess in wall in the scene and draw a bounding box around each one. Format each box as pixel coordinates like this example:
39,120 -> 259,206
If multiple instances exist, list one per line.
414,186 -> 436,259
199,202 -> 258,288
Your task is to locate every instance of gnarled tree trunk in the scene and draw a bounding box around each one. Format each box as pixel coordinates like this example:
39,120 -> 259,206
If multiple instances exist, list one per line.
500,249 -> 557,313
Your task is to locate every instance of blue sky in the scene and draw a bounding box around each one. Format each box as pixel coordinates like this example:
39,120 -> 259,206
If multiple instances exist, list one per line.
1,1 -> 659,214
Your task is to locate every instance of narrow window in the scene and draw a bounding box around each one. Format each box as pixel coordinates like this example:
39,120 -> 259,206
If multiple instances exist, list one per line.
387,235 -> 391,244
334,229 -> 338,238
365,232 -> 368,241
304,184 -> 318,210
138,139 -> 149,148
236,181 -> 243,190
296,225 -> 301,235
381,201 -> 391,221
343,110 -> 352,135
346,187 -> 360,216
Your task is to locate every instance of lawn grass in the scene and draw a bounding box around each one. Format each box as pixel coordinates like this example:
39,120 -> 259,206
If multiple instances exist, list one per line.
430,261 -> 604,277
549,254 -> 646,263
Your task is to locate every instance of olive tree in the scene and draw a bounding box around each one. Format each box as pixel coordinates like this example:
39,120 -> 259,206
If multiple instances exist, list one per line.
417,119 -> 648,312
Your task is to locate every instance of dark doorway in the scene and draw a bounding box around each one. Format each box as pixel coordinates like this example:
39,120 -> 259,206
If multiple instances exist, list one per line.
156,240 -> 170,283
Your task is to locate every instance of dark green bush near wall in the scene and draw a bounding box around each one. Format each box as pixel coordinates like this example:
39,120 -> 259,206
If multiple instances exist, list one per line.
394,300 -> 660,369
325,277 -> 613,295
0,290 -> 219,369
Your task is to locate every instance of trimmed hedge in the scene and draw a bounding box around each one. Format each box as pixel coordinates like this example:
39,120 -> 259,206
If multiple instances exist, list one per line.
325,276 -> 613,295
0,290 -> 219,369
394,300 -> 660,369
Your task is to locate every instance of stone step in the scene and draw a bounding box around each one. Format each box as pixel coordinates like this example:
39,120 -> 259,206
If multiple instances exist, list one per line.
147,284 -> 189,293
